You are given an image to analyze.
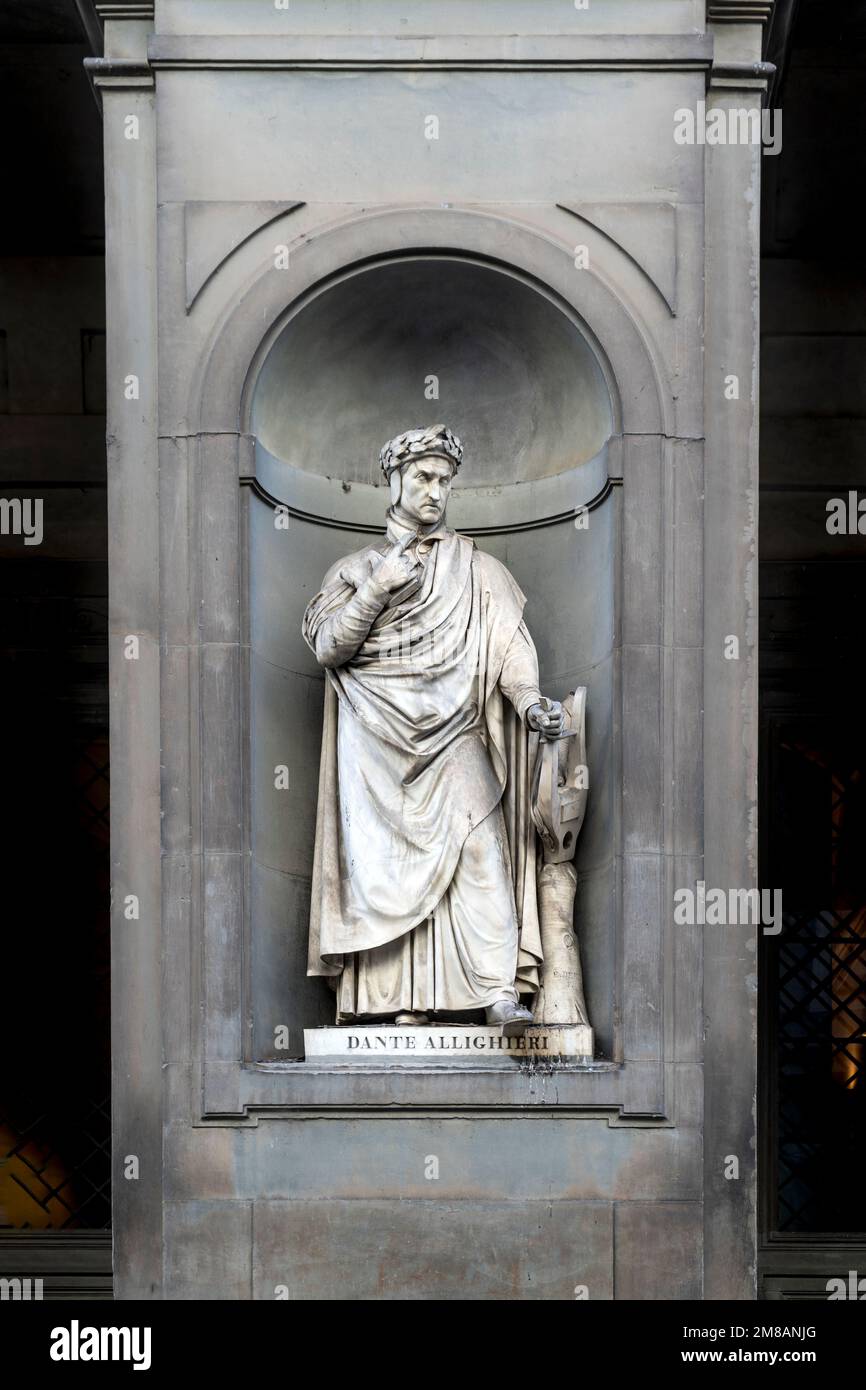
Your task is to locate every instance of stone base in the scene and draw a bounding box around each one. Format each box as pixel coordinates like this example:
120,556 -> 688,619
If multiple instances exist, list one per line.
525,1023 -> 594,1056
304,1023 -> 594,1062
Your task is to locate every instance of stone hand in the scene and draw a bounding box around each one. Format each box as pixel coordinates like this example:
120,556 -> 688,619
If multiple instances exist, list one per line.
527,697 -> 566,739
368,530 -> 423,595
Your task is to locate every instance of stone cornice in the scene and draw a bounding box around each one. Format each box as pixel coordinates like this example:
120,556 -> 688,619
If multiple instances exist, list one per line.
148,33 -> 714,72
707,0 -> 775,22
95,2 -> 154,17
709,58 -> 775,90
83,55 -> 154,90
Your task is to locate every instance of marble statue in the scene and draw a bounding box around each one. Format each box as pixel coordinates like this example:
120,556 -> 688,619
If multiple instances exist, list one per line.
303,424 -> 586,1039
531,689 -> 591,1043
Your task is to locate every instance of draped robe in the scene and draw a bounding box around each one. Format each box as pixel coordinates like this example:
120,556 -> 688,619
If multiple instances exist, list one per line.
302,516 -> 544,1017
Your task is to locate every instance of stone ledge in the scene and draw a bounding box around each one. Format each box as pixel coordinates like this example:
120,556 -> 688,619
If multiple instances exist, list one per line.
148,33 -> 715,71
707,1 -> 774,23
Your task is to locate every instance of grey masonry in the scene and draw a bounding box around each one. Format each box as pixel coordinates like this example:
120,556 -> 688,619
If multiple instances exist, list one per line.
94,0 -> 766,1300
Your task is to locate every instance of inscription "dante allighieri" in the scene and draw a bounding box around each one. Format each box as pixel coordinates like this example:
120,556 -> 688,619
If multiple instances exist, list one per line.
345,1032 -> 551,1052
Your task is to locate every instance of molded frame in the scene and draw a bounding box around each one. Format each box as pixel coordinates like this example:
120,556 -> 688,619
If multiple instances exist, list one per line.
168,204 -> 702,1123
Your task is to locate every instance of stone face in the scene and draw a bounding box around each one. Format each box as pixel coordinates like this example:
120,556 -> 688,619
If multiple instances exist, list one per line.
702,76 -> 763,1302
155,69 -> 704,207
164,1202 -> 252,1301
99,0 -> 762,1301
216,1114 -> 702,1203
252,1199 -> 614,1301
614,1203 -> 703,1301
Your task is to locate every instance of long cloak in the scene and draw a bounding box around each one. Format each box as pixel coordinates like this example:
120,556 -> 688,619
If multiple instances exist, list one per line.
303,528 -> 542,998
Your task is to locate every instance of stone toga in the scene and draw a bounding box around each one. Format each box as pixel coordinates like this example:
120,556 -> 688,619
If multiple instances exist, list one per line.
303,509 -> 544,1019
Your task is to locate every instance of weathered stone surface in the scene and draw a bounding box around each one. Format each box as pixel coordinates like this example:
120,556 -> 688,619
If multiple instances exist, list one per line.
100,0 -> 762,1302
614,1202 -> 703,1300
252,1199 -> 613,1301
702,66 -> 763,1299
252,863 -> 331,1060
229,1117 -> 701,1205
164,1201 -> 251,1300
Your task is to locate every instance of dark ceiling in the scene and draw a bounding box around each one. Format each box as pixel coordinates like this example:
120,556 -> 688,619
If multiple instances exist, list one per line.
0,0 -> 88,43
763,0 -> 866,257
0,0 -> 103,254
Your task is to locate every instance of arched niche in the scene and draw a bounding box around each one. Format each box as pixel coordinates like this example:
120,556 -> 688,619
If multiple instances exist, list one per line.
243,250 -> 621,1060
251,255 -> 611,487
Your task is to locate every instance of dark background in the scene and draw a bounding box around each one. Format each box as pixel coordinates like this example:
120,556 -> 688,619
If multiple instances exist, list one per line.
0,0 -> 864,1298
0,0 -> 110,1285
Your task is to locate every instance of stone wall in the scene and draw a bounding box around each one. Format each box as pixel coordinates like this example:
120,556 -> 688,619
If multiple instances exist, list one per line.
95,0 -> 765,1300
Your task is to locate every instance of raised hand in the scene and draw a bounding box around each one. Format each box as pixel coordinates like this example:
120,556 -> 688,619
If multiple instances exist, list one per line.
367,530 -> 423,595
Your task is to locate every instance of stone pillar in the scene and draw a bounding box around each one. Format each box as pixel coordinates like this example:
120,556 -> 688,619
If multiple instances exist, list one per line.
703,3 -> 774,1300
89,2 -> 161,1301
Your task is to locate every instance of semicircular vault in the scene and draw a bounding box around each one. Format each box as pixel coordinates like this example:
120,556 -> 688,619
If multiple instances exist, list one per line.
250,255 -> 613,489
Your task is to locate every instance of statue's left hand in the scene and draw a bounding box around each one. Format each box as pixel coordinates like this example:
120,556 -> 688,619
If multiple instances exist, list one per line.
527,698 -> 566,739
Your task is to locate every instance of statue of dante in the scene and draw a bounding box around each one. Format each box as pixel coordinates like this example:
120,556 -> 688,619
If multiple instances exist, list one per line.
302,424 -> 565,1035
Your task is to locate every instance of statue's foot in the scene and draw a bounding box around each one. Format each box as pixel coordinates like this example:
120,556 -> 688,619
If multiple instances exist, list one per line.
394,1011 -> 429,1026
485,1000 -> 534,1037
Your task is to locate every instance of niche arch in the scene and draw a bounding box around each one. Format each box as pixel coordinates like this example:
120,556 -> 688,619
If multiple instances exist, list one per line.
194,205 -> 667,439
187,206 -> 677,1115
245,248 -> 620,1059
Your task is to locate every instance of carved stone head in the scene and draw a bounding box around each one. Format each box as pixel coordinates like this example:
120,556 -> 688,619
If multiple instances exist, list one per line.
379,424 -> 463,517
